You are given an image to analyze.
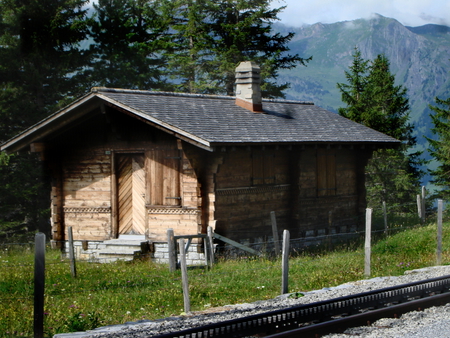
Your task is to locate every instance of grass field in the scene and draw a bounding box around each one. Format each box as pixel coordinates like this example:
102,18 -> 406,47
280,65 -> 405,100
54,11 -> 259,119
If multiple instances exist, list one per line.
1,221 -> 449,337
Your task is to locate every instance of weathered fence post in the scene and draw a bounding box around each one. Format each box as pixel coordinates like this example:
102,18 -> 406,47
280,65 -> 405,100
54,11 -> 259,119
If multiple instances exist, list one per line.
417,194 -> 422,221
179,239 -> 191,313
68,226 -> 77,278
421,186 -> 426,223
437,199 -> 444,266
167,229 -> 176,272
34,233 -> 46,338
270,211 -> 280,256
207,226 -> 214,268
382,201 -> 388,233
364,208 -> 372,277
281,230 -> 290,294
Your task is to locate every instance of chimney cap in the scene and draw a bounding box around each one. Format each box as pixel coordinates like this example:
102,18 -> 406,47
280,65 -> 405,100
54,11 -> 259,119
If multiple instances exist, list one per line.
235,61 -> 260,73
235,61 -> 263,112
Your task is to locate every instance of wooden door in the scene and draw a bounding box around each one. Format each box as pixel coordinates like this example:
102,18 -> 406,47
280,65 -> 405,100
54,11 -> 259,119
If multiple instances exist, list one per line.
117,154 -> 146,235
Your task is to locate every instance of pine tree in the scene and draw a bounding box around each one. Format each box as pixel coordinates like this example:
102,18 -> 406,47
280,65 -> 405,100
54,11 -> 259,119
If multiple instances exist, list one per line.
0,0 -> 91,133
166,0 -> 308,97
162,0 -> 214,93
0,0 -> 91,235
87,0 -> 171,90
337,51 -> 422,211
337,48 -> 369,123
364,55 -> 414,143
427,97 -> 450,199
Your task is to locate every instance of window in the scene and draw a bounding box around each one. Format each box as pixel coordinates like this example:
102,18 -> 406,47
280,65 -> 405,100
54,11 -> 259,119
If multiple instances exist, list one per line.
317,148 -> 336,196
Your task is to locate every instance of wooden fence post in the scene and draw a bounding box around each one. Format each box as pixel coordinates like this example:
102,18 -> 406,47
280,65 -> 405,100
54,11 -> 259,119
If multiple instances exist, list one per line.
281,230 -> 290,294
207,226 -> 214,268
179,239 -> 191,313
270,211 -> 280,256
167,229 -> 176,272
34,233 -> 46,338
382,201 -> 388,233
417,194 -> 422,221
364,208 -> 372,277
421,186 -> 426,223
68,226 -> 77,278
437,199 -> 443,266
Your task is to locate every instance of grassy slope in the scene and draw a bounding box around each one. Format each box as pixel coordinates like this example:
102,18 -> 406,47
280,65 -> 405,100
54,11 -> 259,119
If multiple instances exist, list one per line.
1,221 -> 449,336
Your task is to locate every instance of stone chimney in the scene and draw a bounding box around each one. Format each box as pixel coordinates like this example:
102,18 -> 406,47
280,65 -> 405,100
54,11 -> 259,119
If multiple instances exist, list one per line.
235,61 -> 263,112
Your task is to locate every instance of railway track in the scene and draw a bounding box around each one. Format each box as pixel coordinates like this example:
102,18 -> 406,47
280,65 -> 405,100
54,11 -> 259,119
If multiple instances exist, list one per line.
153,274 -> 450,338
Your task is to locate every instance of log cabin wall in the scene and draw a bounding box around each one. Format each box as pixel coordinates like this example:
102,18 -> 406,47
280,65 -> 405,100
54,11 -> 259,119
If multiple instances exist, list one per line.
213,146 -> 293,242
48,108 -> 201,243
213,145 -> 370,243
294,146 -> 369,237
145,142 -> 201,242
62,149 -> 113,240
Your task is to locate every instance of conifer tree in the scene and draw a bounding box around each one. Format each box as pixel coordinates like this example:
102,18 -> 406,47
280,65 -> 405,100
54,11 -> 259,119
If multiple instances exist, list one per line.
337,48 -> 369,123
166,0 -> 308,97
0,0 -> 91,124
88,0 -> 171,90
162,0 -> 214,93
364,55 -> 414,143
0,0 -> 91,234
337,51 -> 422,210
427,97 -> 450,199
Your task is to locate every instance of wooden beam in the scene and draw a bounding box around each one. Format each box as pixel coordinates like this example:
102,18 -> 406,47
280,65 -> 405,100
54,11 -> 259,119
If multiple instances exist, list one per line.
213,232 -> 260,256
30,143 -> 46,160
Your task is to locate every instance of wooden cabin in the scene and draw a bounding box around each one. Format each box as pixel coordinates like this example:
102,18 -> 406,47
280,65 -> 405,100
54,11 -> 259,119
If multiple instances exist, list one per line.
1,62 -> 398,261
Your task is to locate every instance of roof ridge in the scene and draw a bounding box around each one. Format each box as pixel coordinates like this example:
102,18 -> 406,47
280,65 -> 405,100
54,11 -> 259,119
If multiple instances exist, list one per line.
262,98 -> 314,105
92,87 -> 233,100
92,87 -> 314,105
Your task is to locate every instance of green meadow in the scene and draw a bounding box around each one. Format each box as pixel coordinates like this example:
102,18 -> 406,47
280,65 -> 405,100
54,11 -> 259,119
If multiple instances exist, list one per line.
1,221 -> 449,337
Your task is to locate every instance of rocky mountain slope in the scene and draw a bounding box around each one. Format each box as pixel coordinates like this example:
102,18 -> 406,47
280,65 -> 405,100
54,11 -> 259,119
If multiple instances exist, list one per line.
277,14 -> 450,155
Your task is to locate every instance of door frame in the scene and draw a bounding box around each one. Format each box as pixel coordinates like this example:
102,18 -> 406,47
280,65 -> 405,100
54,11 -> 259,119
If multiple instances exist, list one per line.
110,150 -> 146,239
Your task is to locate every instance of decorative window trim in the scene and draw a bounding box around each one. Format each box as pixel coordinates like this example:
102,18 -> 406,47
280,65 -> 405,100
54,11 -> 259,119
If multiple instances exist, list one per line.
63,207 -> 111,213
147,208 -> 199,215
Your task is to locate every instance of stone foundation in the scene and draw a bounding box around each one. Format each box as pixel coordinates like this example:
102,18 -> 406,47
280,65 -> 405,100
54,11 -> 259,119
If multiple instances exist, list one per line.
59,240 -> 208,265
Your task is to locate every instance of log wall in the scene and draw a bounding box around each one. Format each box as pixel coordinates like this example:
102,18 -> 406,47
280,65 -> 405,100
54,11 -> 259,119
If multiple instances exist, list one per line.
62,150 -> 113,240
48,108 -> 201,242
212,146 -> 369,242
213,147 -> 292,240
294,146 -> 368,237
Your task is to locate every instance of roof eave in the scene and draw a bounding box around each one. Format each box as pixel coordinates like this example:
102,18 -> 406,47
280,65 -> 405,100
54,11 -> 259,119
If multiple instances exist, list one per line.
208,140 -> 400,149
1,92 -> 215,154
0,92 -> 100,154
96,93 -> 213,152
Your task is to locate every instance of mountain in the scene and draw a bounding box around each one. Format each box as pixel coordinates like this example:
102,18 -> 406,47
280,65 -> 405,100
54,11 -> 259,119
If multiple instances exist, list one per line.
276,14 -> 450,158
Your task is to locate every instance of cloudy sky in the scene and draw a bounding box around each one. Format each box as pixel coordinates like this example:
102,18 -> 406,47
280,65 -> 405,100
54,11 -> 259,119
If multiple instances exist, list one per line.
270,0 -> 450,27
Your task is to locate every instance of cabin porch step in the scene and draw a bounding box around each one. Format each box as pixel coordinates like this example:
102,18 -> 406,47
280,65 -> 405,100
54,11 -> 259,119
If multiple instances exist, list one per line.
97,239 -> 151,263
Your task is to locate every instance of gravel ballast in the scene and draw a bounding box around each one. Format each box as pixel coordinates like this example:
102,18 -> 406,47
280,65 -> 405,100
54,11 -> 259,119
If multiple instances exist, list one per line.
54,265 -> 450,338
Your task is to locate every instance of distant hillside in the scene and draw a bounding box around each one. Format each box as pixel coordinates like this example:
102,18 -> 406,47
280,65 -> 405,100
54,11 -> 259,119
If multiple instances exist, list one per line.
276,14 -> 450,159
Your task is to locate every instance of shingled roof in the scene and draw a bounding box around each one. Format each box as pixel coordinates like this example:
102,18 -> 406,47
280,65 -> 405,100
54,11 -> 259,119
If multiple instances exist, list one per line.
1,87 -> 399,154
97,88 -> 399,146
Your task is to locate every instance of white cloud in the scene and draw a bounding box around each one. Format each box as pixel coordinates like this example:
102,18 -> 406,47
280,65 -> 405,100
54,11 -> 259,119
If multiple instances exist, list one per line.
271,0 -> 450,27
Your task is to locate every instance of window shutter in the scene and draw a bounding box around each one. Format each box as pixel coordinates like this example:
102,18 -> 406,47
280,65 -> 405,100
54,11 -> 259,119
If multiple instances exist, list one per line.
317,149 -> 328,196
317,149 -> 336,196
147,149 -> 181,206
252,150 -> 265,185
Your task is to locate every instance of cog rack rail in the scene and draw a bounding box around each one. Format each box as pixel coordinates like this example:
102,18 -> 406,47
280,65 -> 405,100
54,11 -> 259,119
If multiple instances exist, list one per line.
153,274 -> 450,338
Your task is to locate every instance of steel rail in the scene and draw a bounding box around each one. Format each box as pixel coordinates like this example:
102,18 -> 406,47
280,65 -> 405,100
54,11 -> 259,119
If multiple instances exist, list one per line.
152,274 -> 450,338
